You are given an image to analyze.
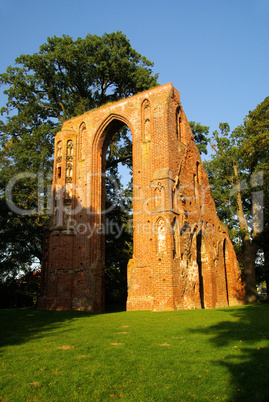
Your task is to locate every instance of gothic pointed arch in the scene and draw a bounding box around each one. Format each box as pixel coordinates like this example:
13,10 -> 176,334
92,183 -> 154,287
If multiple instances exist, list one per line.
78,122 -> 86,160
142,98 -> 152,141
93,113 -> 133,153
196,230 -> 205,308
176,105 -> 182,141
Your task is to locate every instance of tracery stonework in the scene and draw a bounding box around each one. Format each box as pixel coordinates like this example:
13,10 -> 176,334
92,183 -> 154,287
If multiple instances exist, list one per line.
38,83 -> 244,312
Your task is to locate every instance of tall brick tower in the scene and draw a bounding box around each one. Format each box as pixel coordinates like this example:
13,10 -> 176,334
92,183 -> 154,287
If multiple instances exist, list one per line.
37,83 -> 244,312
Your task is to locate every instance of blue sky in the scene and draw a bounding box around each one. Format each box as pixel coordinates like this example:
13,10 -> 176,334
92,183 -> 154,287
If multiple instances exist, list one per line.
1,0 -> 268,138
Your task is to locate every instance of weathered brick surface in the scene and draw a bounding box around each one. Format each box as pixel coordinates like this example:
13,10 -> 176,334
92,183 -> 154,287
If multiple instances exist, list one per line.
37,83 -> 244,312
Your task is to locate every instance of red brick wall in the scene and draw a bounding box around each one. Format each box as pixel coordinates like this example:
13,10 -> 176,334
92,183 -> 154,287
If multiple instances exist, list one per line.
37,83 -> 244,312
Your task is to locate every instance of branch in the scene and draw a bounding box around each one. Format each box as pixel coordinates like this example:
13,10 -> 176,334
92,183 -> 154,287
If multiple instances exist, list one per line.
38,104 -> 56,111
106,154 -> 132,170
56,98 -> 66,116
210,143 -> 221,155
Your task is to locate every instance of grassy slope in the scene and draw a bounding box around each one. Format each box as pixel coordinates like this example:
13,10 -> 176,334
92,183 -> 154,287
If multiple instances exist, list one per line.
0,304 -> 269,401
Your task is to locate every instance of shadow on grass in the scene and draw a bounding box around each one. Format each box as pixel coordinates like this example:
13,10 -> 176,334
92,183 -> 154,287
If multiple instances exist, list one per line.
0,300 -> 126,351
190,303 -> 269,401
0,308 -> 95,351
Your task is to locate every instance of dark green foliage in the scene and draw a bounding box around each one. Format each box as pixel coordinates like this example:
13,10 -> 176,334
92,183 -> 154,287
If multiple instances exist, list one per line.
0,32 -> 158,122
189,121 -> 209,155
105,127 -> 133,306
204,98 -> 269,300
0,270 -> 41,308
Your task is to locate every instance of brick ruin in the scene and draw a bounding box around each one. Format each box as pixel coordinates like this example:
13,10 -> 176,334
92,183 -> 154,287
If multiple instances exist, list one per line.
37,83 -> 244,312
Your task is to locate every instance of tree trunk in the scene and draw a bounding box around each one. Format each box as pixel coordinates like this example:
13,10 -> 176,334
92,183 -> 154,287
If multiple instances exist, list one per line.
233,162 -> 258,303
243,236 -> 258,303
264,248 -> 269,302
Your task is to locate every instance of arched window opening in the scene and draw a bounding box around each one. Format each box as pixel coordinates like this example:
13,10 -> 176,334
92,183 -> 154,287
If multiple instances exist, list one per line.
56,140 -> 63,181
78,123 -> 86,160
197,230 -> 205,308
223,239 -> 229,305
142,99 -> 151,141
194,162 -> 201,202
172,217 -> 180,258
57,166 -> 61,178
155,182 -> 165,209
103,122 -> 133,312
67,140 -> 73,157
176,106 -> 182,141
56,140 -> 63,161
196,161 -> 200,183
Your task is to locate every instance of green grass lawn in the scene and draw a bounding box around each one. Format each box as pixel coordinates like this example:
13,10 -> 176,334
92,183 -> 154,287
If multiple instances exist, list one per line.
0,304 -> 269,401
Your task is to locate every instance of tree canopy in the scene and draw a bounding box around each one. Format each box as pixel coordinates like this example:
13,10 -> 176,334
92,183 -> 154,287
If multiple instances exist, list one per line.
204,97 -> 269,302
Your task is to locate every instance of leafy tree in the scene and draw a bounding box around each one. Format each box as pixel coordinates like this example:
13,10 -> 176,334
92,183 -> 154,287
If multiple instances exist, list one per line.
205,97 -> 269,303
104,126 -> 133,307
0,270 -> 41,308
105,174 -> 133,307
189,121 -> 209,155
0,31 -> 158,284
243,97 -> 269,299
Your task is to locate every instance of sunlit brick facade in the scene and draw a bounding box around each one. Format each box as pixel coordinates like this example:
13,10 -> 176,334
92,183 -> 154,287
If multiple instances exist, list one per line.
37,83 -> 244,312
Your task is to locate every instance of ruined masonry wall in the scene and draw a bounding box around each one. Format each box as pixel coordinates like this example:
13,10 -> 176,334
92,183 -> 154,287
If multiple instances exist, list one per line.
38,83 -> 244,312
